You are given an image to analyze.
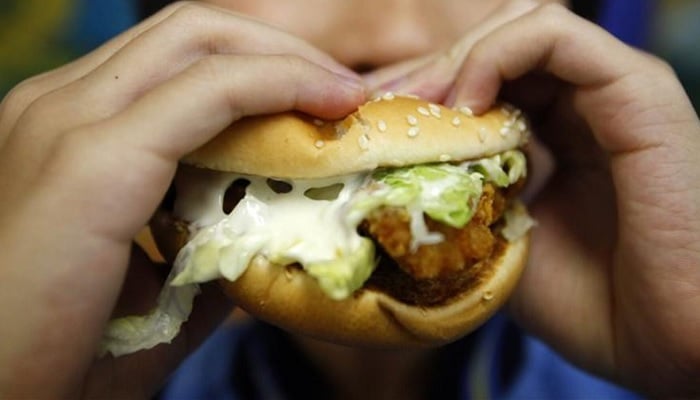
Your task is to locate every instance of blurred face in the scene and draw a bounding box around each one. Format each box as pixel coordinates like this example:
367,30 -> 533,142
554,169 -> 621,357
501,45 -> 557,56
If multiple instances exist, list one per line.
200,0 -> 566,72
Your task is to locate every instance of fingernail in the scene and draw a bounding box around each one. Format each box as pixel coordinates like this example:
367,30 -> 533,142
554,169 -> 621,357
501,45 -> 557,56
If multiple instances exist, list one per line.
444,87 -> 458,107
446,88 -> 482,114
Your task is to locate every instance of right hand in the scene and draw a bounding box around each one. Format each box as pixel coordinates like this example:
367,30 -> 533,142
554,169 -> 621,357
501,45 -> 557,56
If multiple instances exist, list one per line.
0,2 -> 364,399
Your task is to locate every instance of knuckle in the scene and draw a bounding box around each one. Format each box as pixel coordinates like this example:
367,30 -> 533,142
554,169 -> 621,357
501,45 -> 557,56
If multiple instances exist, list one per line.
0,77 -> 45,124
160,0 -> 196,15
53,125 -> 93,159
633,51 -> 679,82
169,2 -> 212,29
11,88 -> 65,129
649,55 -> 676,76
163,2 -> 224,55
532,2 -> 574,32
536,2 -> 570,18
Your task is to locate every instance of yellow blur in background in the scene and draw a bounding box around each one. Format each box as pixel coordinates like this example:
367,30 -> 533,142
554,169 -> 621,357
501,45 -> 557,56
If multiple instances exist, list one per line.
0,0 -> 135,95
0,0 -> 73,79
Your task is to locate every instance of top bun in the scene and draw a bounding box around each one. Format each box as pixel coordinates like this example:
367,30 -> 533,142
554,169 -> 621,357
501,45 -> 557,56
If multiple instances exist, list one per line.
182,95 -> 530,178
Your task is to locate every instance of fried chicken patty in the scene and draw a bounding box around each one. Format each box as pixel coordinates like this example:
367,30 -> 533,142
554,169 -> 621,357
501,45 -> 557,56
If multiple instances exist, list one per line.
361,184 -> 507,280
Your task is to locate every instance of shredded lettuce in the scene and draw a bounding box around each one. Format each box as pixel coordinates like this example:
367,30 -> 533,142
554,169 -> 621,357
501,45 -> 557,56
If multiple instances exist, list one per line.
348,150 -> 527,251
99,267 -> 199,357
304,238 -> 375,300
501,201 -> 536,242
351,150 -> 527,230
466,150 -> 526,188
353,164 -> 484,229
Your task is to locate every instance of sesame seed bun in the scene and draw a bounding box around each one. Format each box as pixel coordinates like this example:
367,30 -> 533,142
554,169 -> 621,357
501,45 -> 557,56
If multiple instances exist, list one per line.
182,95 -> 529,177
153,95 -> 532,348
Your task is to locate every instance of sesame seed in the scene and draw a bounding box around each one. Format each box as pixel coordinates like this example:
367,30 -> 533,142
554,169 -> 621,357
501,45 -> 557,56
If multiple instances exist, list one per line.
314,140 -> 325,148
334,123 -> 347,138
407,126 -> 420,137
382,92 -> 395,101
517,120 -> 527,132
451,116 -> 461,127
504,119 -> 514,128
482,291 -> 494,301
500,127 -> 510,136
417,106 -> 430,116
407,114 -> 418,126
428,103 -> 442,118
358,133 -> 370,150
458,106 -> 474,117
377,119 -> 387,132
500,107 -> 511,117
313,119 -> 324,126
478,127 -> 488,142
439,154 -> 452,162
404,93 -> 420,99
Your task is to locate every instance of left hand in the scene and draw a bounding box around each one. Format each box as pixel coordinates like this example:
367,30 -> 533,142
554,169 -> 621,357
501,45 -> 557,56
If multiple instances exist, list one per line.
365,2 -> 700,397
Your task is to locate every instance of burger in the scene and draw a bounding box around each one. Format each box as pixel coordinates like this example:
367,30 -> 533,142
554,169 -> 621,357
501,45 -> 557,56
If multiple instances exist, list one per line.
100,94 -> 534,357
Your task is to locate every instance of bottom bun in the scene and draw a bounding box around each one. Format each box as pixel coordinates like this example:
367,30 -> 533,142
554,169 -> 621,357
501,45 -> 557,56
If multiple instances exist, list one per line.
151,208 -> 529,348
219,233 -> 528,348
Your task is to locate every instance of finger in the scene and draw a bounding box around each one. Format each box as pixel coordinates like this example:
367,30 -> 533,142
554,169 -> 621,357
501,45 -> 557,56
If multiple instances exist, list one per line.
447,4 -> 625,109
0,56 -> 363,385
3,2 -> 357,167
450,3 -> 700,234
72,3 -> 358,112
508,169 -> 619,377
450,4 -> 698,154
0,0 -> 366,211
366,0 -> 540,101
362,53 -> 435,94
33,54 -> 365,245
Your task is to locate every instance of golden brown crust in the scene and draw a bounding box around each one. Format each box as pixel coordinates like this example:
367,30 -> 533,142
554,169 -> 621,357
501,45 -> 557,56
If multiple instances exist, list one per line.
182,96 -> 530,178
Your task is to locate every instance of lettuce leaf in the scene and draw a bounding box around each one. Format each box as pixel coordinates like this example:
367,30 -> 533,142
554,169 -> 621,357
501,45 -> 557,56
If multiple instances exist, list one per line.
99,268 -> 199,357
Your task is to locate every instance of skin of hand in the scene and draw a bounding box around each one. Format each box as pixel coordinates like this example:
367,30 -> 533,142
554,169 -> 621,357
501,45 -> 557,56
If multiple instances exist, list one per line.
2,0 -> 699,397
367,3 -> 700,397
0,2 -> 365,399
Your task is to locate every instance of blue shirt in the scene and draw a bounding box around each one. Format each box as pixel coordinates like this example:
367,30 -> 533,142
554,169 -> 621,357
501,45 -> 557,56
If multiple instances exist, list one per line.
160,314 -> 640,399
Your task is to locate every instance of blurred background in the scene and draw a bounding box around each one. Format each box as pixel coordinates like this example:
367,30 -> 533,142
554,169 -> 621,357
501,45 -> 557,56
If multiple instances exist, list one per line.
0,0 -> 698,109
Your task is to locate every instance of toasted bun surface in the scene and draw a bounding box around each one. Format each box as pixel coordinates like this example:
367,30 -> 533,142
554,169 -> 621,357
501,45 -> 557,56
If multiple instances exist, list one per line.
183,96 -> 529,178
218,233 -> 528,348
